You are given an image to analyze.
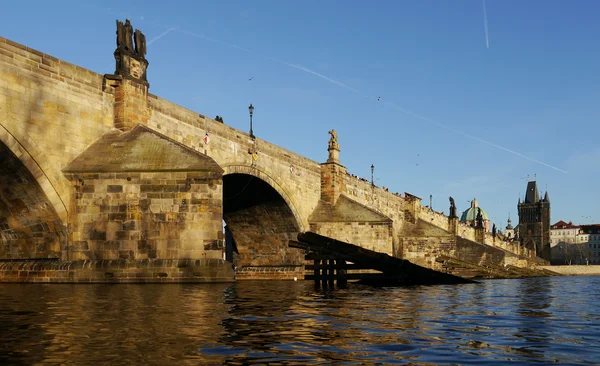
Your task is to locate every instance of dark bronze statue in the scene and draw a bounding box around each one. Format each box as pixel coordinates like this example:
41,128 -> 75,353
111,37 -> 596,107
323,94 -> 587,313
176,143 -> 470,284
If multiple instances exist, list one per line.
476,208 -> 484,228
492,223 -> 497,237
134,29 -> 146,58
116,19 -> 145,57
113,19 -> 149,83
116,19 -> 135,52
449,196 -> 457,218
116,20 -> 124,48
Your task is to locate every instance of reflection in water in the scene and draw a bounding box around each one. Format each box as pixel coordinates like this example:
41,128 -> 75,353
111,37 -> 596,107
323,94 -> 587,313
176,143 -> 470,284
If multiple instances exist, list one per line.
1,276 -> 600,364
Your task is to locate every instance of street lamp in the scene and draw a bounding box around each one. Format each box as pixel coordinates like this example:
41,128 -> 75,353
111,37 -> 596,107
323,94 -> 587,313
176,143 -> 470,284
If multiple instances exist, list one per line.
248,103 -> 255,139
429,194 -> 432,210
371,164 -> 374,186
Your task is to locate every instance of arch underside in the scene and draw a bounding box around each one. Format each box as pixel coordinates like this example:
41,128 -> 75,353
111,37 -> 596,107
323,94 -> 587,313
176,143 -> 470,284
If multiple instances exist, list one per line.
0,143 -> 65,259
223,173 -> 302,267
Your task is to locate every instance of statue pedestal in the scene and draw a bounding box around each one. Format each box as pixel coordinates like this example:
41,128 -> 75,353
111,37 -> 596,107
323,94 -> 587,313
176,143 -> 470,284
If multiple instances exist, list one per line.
448,217 -> 458,235
475,227 -> 485,244
327,145 -> 340,164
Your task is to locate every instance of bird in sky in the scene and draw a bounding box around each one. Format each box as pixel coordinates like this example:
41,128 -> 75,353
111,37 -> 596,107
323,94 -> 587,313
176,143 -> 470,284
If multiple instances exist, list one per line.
377,97 -> 381,101
248,77 -> 254,81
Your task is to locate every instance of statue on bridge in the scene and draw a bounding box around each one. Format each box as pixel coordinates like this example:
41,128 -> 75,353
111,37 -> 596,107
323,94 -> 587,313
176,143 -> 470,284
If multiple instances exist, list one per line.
134,29 -> 147,58
449,196 -> 457,218
476,208 -> 484,228
116,19 -> 135,53
328,129 -> 339,149
116,19 -> 146,59
113,19 -> 149,84
492,223 -> 497,238
326,129 -> 340,163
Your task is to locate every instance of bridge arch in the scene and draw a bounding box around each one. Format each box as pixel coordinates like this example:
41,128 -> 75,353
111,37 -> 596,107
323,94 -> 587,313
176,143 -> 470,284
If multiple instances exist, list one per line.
0,124 -> 67,259
221,164 -> 305,267
222,164 -> 305,232
0,125 -> 67,224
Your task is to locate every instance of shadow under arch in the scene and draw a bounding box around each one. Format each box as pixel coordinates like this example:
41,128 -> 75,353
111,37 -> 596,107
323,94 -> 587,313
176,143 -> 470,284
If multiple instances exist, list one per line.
0,124 -> 67,224
0,133 -> 66,259
222,164 -> 305,232
222,164 -> 305,267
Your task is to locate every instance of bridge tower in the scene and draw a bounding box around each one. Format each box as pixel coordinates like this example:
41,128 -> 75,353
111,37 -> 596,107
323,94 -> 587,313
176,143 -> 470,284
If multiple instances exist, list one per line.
518,180 -> 551,261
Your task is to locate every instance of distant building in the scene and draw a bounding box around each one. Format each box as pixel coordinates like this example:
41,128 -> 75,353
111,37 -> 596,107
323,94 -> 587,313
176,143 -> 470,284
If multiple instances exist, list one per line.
504,214 -> 516,240
579,225 -> 600,264
460,198 -> 491,232
550,220 -> 600,264
518,180 -> 550,260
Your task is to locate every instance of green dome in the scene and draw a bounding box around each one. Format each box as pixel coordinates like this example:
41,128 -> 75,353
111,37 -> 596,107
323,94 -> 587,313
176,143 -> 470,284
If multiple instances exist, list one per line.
460,199 -> 489,222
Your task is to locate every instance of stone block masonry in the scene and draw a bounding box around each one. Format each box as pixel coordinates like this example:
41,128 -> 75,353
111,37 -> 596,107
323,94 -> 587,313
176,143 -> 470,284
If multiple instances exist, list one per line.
63,124 -> 226,262
0,36 -> 116,226
235,265 -> 304,280
0,258 -> 235,283
66,171 -> 223,261
0,143 -> 65,259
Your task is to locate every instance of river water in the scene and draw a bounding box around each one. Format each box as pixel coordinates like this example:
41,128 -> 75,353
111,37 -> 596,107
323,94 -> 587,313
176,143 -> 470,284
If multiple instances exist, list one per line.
1,276 -> 599,365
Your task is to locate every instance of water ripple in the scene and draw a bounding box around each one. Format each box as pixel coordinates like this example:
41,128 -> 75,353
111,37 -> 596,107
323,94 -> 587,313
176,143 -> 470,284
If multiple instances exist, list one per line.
0,276 -> 599,364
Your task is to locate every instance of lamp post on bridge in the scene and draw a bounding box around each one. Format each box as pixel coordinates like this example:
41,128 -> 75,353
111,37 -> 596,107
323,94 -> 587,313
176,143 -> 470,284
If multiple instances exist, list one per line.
248,103 -> 255,139
430,194 -> 432,210
371,164 -> 374,186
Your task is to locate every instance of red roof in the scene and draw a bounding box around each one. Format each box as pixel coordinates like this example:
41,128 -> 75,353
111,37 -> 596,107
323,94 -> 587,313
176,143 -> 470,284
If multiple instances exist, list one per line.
551,220 -> 579,229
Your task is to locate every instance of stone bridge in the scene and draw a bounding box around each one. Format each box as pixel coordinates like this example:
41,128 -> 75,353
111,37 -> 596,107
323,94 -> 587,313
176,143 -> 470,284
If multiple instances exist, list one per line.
0,23 -> 546,282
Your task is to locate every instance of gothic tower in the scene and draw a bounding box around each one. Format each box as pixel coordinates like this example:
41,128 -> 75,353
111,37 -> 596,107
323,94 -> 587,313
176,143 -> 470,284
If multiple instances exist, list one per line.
517,180 -> 551,261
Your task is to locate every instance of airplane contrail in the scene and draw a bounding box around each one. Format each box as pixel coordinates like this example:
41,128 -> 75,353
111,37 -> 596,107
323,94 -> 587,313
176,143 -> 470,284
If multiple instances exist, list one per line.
275,61 -> 368,97
148,27 -> 177,46
382,101 -> 568,173
482,0 -> 490,48
124,15 -> 568,174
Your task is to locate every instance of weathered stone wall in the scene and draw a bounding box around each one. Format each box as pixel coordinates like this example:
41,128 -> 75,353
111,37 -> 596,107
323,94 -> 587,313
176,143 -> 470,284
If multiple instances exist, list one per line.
309,222 -> 393,255
399,219 -> 455,268
67,171 -> 223,261
400,236 -> 457,270
456,221 -> 477,242
344,175 -> 410,252
418,208 -> 451,232
0,144 -> 64,259
146,95 -> 322,231
399,219 -> 522,271
483,233 -> 532,257
0,258 -> 235,283
146,97 -> 324,266
321,162 -> 346,204
0,36 -> 115,225
235,266 -> 304,280
111,77 -> 149,131
454,237 -> 506,268
344,173 -> 538,264
224,198 -> 302,267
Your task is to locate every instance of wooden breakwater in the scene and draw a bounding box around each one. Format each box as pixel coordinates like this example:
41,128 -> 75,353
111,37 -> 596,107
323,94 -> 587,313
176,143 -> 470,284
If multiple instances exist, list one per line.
290,232 -> 475,287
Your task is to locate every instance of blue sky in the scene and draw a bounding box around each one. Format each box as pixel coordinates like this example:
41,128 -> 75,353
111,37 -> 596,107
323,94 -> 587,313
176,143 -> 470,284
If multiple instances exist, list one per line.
2,0 -> 599,228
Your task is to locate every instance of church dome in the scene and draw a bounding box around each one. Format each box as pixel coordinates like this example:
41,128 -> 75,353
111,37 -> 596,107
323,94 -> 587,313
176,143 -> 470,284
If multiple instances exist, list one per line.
460,199 -> 489,222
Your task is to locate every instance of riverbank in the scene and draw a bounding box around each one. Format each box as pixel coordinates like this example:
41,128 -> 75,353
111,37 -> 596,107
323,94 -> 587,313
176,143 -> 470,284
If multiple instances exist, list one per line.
540,265 -> 600,276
